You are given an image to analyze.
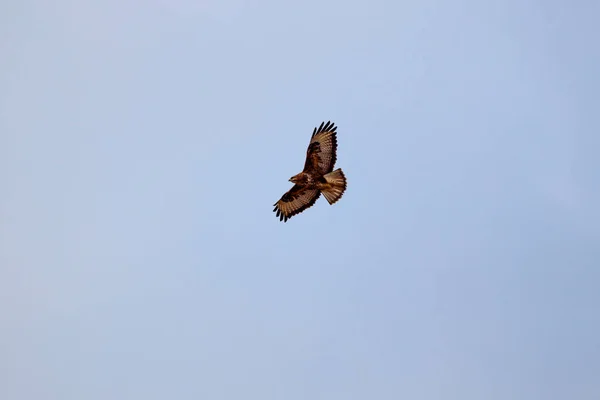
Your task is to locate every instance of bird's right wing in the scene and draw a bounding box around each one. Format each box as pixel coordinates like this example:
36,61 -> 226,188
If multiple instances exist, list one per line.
273,185 -> 321,222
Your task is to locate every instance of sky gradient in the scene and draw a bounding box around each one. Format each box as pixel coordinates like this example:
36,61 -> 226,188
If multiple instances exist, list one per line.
2,1 -> 599,399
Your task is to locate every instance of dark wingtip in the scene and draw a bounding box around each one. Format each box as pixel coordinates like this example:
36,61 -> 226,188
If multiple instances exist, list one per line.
314,120 -> 336,134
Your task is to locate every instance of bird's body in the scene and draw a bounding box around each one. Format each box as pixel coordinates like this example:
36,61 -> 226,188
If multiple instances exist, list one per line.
273,121 -> 347,222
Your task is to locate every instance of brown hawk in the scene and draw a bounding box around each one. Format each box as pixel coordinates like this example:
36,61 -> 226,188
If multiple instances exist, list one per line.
273,121 -> 347,222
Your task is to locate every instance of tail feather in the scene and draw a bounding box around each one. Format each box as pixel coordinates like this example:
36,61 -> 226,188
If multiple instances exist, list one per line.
321,168 -> 347,205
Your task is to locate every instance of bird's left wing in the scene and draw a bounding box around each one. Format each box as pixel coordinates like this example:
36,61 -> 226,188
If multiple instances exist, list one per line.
273,185 -> 321,222
303,121 -> 338,175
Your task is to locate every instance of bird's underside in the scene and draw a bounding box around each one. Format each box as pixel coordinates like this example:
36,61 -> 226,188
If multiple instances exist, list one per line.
273,121 -> 347,222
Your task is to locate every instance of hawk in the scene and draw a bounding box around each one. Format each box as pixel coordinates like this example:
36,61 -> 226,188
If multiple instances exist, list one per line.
273,121 -> 347,222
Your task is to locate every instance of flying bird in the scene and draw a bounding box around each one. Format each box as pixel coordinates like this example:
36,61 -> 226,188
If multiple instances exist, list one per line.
273,121 -> 347,222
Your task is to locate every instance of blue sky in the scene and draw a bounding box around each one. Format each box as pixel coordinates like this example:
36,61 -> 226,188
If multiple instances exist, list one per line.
2,1 -> 599,399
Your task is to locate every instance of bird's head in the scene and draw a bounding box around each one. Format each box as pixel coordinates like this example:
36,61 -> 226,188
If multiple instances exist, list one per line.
289,173 -> 302,183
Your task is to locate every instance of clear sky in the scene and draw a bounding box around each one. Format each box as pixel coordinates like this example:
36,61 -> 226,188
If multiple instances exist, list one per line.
2,1 -> 599,399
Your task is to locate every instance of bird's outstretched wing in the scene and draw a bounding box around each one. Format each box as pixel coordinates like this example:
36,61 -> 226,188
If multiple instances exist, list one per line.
273,185 -> 321,222
303,121 -> 338,175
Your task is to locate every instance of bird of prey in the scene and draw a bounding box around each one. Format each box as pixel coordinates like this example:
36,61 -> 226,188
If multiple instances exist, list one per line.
273,121 -> 347,222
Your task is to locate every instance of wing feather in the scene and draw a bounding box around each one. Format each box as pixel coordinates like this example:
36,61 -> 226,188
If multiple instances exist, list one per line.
303,121 -> 338,174
273,185 -> 321,222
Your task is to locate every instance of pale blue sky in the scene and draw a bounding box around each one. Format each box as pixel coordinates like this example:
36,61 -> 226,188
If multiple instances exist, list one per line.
2,1 -> 599,399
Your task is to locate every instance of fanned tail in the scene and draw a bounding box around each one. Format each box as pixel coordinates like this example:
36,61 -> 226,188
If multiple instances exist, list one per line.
321,168 -> 347,205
